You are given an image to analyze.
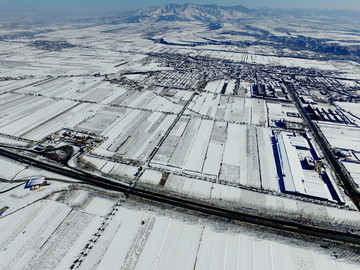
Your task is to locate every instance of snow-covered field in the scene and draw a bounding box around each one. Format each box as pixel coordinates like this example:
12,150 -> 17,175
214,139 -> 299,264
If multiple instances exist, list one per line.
0,188 -> 358,270
81,155 -> 139,180
186,94 -> 268,126
318,122 -> 360,151
204,79 -> 236,94
0,194 -> 112,270
152,118 -> 279,190
0,93 -> 104,140
91,110 -> 177,163
162,173 -> 360,226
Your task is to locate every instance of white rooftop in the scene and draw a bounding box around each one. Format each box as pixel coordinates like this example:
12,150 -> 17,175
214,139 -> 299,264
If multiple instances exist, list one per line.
276,133 -> 333,201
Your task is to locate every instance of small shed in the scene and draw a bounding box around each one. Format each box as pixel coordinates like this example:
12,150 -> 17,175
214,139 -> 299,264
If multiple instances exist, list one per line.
24,177 -> 46,190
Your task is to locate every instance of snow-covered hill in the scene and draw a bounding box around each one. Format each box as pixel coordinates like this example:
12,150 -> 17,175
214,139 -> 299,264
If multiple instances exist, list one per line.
126,3 -> 254,23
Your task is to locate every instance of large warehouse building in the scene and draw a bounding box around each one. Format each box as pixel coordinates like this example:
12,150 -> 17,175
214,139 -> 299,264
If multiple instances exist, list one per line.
275,132 -> 335,202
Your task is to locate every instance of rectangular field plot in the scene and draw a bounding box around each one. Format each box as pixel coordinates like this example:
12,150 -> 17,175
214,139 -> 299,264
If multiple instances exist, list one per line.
152,118 -> 279,191
15,77 -> 130,104
81,155 -> 139,180
318,122 -> 360,151
109,89 -> 183,114
76,106 -> 126,135
0,93 -> 103,140
90,108 -> 177,163
0,78 -> 42,94
165,174 -> 213,199
186,94 -> 268,126
195,228 -> 341,270
204,79 -> 236,94
160,88 -> 195,105
78,206 -> 204,270
0,199 -> 101,270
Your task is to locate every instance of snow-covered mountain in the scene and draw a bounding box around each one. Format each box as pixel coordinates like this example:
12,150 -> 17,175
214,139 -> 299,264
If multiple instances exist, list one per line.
125,4 -> 254,23
119,3 -> 360,25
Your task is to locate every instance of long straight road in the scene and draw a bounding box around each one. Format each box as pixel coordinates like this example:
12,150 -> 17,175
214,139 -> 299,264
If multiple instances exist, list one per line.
0,147 -> 359,247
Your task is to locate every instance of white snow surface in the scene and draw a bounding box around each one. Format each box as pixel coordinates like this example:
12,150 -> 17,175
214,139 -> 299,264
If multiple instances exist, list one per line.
0,194 -> 358,270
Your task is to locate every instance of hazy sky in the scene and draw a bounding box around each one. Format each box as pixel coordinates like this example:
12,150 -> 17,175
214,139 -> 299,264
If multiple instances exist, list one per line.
1,0 -> 360,16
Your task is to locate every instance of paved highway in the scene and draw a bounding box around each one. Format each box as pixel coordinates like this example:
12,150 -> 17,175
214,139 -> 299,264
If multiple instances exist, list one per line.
0,147 -> 359,247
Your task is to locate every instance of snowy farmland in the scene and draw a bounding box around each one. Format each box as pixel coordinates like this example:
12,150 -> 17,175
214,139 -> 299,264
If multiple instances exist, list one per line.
0,84 -> 180,144
318,122 -> 360,152
90,109 -> 177,163
0,186 -> 358,270
148,171 -> 359,224
0,73 -> 273,189
81,155 -> 139,181
0,78 -> 43,94
186,94 -> 268,126
204,79 -> 236,94
0,92 -> 103,140
151,119 -> 279,191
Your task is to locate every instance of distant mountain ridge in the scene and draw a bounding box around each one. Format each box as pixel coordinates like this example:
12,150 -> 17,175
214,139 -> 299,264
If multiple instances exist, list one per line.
125,3 -> 255,23
2,3 -> 360,26
121,3 -> 360,24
